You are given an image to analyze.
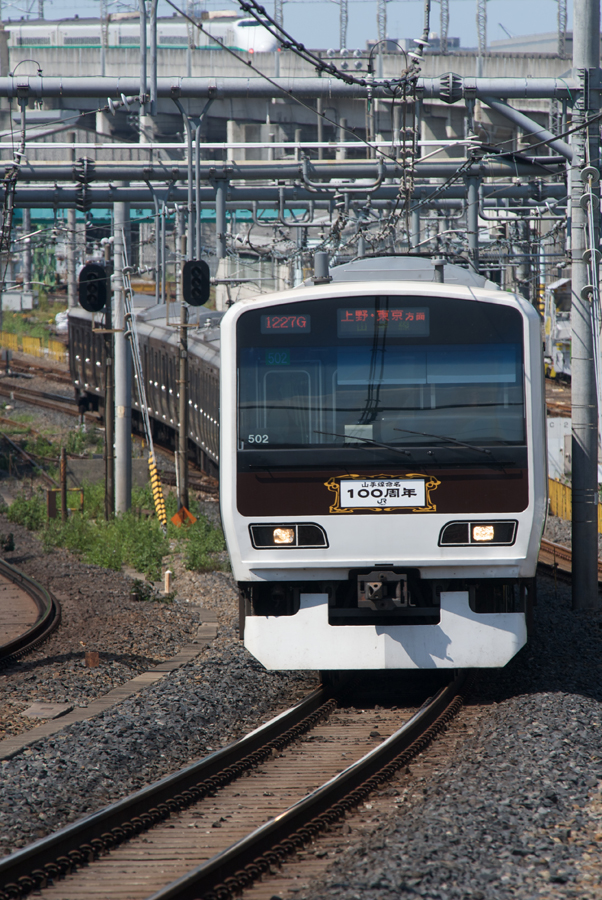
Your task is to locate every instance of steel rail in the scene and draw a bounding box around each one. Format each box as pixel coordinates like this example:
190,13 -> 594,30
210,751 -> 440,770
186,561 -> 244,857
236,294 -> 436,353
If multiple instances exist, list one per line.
148,672 -> 469,900
0,558 -> 60,666
0,383 -> 87,418
0,687 -> 333,900
538,537 -> 602,584
0,382 -> 213,489
0,75 -> 576,101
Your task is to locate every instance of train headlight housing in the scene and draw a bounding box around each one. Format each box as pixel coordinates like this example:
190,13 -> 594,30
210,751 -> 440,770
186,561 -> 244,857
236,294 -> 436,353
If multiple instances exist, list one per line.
472,524 -> 495,542
438,521 -> 517,547
250,524 -> 329,549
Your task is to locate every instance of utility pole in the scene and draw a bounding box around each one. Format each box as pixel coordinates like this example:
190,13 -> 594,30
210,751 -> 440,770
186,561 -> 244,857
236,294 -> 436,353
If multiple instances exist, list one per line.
113,198 -> 132,513
571,0 -> 601,609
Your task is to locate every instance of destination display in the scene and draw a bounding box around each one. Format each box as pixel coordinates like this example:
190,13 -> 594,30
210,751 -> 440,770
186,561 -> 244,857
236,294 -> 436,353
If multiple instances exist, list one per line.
261,314 -> 311,334
337,307 -> 430,338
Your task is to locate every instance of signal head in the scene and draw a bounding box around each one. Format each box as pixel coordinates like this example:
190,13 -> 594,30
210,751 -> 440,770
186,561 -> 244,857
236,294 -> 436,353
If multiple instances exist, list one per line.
78,262 -> 108,313
182,259 -> 211,307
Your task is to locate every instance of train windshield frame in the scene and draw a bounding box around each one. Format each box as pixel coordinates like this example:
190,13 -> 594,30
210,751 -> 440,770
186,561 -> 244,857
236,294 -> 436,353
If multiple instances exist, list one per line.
236,294 -> 526,457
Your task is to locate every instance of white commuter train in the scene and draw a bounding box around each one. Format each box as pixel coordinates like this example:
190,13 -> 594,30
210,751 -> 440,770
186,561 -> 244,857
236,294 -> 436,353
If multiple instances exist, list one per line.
7,12 -> 278,54
220,256 -> 547,672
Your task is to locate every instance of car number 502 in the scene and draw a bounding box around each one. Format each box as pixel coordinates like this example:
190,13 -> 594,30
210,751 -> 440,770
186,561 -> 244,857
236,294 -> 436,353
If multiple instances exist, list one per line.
248,434 -> 269,443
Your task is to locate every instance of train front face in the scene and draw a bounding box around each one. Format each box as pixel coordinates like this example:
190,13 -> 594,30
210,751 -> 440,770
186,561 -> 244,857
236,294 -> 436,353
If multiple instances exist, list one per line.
220,282 -> 546,671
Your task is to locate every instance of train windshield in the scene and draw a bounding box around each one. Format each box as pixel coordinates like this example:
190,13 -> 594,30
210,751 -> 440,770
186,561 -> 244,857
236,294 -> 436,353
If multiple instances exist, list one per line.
237,295 -> 525,452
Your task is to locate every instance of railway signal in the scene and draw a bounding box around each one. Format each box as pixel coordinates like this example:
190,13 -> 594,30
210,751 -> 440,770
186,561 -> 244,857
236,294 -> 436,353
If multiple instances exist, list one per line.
78,262 -> 109,313
182,259 -> 210,306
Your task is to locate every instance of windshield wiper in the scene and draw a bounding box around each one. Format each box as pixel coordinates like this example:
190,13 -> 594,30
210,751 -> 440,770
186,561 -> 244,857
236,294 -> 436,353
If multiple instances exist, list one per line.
313,430 -> 412,457
393,427 -> 491,455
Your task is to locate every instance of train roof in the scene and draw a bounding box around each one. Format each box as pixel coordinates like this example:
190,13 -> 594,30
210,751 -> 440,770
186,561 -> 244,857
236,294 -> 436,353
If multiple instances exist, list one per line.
327,256 -> 499,289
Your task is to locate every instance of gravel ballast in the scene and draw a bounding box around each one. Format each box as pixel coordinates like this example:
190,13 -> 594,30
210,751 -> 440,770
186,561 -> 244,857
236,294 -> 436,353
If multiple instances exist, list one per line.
296,573 -> 602,900
544,513 -> 602,557
0,516 -> 206,740
0,602 -> 316,857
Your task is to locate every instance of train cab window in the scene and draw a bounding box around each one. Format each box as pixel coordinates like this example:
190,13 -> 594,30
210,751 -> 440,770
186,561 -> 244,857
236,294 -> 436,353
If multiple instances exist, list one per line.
236,295 -> 526,460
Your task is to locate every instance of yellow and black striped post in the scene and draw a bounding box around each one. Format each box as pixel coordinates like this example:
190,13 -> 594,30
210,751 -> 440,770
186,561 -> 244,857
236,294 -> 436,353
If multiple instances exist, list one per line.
148,452 -> 167,531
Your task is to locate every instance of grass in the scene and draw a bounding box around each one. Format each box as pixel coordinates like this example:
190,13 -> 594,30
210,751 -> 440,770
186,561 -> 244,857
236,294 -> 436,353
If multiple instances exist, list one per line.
5,481 -> 228,583
1,294 -> 68,341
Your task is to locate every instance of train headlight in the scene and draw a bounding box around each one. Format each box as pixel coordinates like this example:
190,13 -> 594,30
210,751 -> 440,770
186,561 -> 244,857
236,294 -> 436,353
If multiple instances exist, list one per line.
438,521 -> 517,546
249,524 -> 329,549
473,525 -> 495,542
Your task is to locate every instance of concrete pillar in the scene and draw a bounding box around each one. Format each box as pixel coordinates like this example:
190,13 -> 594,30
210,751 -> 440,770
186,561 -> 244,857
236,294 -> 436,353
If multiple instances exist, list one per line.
113,199 -> 132,513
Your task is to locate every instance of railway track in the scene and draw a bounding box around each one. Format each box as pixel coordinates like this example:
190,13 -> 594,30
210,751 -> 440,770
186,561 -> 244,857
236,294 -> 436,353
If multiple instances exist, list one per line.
0,673 -> 469,900
0,382 -> 86,420
538,537 -> 602,583
2,359 -> 72,386
0,558 -> 60,666
0,381 -> 218,496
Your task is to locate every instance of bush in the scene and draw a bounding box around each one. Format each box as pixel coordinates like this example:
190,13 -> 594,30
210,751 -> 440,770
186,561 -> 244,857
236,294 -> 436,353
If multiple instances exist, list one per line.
42,510 -> 169,581
7,493 -> 46,531
5,482 -> 228,581
185,516 -> 227,572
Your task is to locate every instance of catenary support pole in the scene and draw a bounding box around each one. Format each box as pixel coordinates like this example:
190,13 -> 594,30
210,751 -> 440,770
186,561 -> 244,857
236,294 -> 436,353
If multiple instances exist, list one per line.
173,99 -> 194,260
317,99 -> 324,161
571,0 -> 601,610
466,175 -> 480,270
67,208 -> 76,308
149,0 -> 158,117
22,208 -> 31,295
161,201 -> 166,304
113,197 -> 132,513
178,303 -> 189,511
139,0 -> 147,118
215,180 -> 227,259
60,447 -> 67,522
195,122 -> 202,259
104,270 -> 114,521
176,207 -> 184,304
410,207 -> 420,249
